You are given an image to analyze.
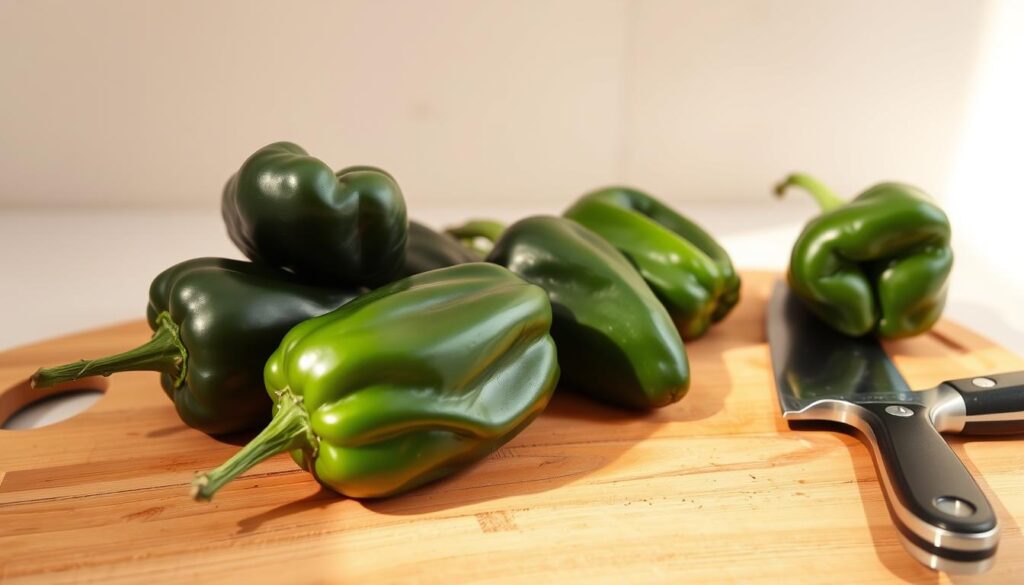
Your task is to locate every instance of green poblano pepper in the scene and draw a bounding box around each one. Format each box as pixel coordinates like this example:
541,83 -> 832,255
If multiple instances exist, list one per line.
445,219 -> 507,256
400,220 -> 481,278
32,258 -> 358,435
564,187 -> 740,340
776,173 -> 953,338
222,142 -> 409,287
192,263 -> 559,501
483,216 -> 690,410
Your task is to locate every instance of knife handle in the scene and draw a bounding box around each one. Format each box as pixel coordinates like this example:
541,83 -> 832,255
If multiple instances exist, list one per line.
940,371 -> 1024,435
859,403 -> 998,563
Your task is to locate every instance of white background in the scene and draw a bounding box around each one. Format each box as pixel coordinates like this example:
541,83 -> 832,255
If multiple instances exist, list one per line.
1,0 -> 1023,355
0,0 -> 997,209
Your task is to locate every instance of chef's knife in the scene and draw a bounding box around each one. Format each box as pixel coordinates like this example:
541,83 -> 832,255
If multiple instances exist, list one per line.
767,281 -> 1024,573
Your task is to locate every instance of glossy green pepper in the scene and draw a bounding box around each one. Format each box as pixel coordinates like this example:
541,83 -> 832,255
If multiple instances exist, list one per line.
191,263 -> 559,500
445,219 -> 506,256
479,216 -> 689,409
564,187 -> 740,339
776,173 -> 953,338
222,142 -> 408,287
400,220 -> 481,278
32,258 -> 358,434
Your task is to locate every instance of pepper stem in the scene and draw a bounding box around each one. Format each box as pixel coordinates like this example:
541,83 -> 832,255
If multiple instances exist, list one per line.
191,390 -> 314,502
445,219 -> 506,255
31,312 -> 187,389
773,173 -> 846,212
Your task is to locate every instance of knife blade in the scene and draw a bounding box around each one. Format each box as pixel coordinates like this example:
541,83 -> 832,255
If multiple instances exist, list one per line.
766,280 -> 1024,573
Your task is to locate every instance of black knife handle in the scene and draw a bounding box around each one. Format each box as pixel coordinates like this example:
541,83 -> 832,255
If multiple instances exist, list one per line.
943,371 -> 1024,435
860,403 -> 998,561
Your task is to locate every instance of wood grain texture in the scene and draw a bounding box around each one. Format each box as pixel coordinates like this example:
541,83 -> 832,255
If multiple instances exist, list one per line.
0,272 -> 1021,584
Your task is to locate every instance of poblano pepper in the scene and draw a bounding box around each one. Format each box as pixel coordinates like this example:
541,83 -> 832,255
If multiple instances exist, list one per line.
775,172 -> 953,338
191,263 -> 559,500
222,142 -> 408,287
445,219 -> 506,256
32,258 -> 357,434
564,187 -> 740,339
455,215 -> 689,409
400,220 -> 481,278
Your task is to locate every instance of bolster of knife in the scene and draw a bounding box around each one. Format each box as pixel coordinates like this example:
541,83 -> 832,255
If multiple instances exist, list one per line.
939,371 -> 1024,435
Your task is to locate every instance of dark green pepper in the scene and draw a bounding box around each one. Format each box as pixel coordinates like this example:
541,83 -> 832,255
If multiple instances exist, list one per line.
191,263 -> 558,500
480,216 -> 689,409
564,187 -> 740,339
400,220 -> 481,278
222,142 -> 408,287
31,258 -> 358,434
445,219 -> 506,256
776,172 -> 953,338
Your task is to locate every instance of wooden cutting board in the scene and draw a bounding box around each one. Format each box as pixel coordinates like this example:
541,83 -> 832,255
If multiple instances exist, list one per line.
1,271 -> 1021,584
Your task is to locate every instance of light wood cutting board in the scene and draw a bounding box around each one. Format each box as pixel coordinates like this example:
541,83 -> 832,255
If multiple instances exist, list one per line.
1,272 -> 1021,584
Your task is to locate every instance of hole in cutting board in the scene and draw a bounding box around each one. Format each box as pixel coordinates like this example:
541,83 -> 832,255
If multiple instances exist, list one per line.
0,376 -> 108,430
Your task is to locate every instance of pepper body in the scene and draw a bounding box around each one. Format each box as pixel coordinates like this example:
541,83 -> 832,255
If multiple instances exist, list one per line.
487,216 -> 689,409
222,142 -> 408,287
192,263 -> 559,500
777,173 -> 953,338
564,187 -> 740,339
445,219 -> 507,256
33,258 -> 357,434
400,220 -> 481,278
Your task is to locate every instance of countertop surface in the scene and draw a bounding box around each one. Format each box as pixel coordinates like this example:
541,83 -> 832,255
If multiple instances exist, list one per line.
2,202 -> 1022,356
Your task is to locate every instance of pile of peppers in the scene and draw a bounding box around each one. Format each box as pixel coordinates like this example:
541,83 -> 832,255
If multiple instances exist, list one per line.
31,140 -> 955,502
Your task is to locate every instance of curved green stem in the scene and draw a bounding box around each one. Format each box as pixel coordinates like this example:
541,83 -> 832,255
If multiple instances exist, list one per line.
445,219 -> 506,255
191,390 -> 314,502
774,173 -> 846,212
31,312 -> 187,389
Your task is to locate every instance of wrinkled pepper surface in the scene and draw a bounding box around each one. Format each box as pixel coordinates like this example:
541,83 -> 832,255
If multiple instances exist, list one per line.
192,263 -> 559,500
776,173 -> 953,338
400,220 -> 481,278
564,187 -> 740,339
480,216 -> 690,409
32,258 -> 357,434
222,142 -> 408,287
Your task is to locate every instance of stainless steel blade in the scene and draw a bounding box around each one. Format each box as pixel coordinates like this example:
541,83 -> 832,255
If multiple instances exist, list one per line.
767,280 -> 920,420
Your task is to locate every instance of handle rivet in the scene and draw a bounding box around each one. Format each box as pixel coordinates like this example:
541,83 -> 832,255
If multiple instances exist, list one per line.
885,405 -> 913,417
934,496 -> 976,517
972,377 -> 996,388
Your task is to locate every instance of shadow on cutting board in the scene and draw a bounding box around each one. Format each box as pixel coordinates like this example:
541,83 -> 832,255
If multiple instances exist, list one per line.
234,337 -> 734,528
359,391 -> 672,517
235,486 -> 339,534
360,328 -> 734,518
237,356 -> 732,532
229,392 -> 675,531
